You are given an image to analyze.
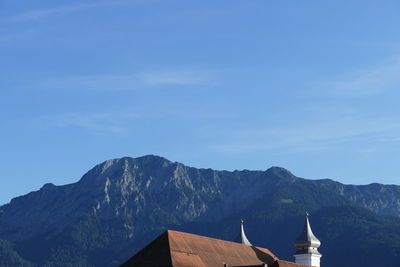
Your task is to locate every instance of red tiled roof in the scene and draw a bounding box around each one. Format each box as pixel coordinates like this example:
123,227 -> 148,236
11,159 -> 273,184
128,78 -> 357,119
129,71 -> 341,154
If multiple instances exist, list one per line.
122,231 -> 172,267
122,230 -> 309,267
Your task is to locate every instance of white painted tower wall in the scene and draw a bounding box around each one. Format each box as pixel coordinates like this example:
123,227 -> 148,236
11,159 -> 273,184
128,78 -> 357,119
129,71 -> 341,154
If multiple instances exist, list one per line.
294,253 -> 321,267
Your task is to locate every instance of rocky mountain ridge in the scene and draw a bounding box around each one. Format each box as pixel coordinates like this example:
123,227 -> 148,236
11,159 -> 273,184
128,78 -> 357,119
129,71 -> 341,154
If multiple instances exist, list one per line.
0,155 -> 399,267
312,179 -> 400,217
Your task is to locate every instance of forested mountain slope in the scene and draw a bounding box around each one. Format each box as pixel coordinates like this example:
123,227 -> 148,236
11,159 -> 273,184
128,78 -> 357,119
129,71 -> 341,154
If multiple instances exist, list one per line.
0,155 -> 399,266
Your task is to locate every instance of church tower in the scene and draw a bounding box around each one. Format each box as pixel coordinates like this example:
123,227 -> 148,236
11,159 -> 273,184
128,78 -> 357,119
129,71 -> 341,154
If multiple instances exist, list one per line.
293,213 -> 322,267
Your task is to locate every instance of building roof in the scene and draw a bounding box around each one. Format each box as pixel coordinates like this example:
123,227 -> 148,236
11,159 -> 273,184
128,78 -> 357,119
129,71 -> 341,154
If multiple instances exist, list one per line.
122,230 -> 309,267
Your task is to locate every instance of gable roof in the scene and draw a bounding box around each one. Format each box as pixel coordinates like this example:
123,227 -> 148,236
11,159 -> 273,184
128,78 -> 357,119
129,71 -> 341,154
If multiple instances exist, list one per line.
121,230 -> 172,267
122,230 -> 309,267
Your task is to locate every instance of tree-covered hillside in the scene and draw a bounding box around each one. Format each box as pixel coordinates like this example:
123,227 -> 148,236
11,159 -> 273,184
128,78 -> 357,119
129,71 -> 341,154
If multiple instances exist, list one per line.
0,239 -> 33,267
0,155 -> 399,267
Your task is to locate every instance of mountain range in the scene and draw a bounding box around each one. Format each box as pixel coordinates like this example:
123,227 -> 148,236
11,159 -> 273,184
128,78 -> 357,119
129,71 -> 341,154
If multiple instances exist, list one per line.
0,155 -> 399,267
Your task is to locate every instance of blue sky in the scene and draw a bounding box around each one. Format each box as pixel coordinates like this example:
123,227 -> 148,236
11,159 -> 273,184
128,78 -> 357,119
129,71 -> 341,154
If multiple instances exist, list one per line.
1,0 -> 400,204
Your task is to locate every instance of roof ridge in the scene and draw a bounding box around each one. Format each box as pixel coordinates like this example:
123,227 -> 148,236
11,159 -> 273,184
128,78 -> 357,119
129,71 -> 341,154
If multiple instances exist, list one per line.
167,229 -> 274,252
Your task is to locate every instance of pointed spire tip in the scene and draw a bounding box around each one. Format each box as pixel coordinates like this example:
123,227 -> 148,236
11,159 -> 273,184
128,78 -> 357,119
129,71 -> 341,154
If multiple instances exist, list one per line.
239,218 -> 252,246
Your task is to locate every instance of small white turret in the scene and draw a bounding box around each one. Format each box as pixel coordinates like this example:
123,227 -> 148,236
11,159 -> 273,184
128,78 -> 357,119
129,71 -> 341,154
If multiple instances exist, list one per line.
240,219 -> 252,246
293,213 -> 322,267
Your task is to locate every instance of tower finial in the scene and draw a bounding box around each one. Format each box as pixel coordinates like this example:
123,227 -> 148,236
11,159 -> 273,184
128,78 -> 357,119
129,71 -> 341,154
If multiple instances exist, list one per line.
239,219 -> 252,246
293,213 -> 322,267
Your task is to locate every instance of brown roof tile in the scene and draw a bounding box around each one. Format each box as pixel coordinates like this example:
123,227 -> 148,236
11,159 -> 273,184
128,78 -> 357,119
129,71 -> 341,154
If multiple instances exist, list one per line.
121,230 -> 309,267
121,231 -> 172,267
167,230 -> 277,267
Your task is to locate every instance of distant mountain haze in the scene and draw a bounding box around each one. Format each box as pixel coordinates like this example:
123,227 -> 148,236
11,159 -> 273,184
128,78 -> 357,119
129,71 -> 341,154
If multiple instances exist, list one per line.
0,155 -> 399,266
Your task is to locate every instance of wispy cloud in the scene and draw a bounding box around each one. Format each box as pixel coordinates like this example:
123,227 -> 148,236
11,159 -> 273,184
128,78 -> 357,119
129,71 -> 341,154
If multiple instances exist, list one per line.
318,54 -> 400,97
36,112 -> 142,135
38,69 -> 214,91
11,4 -> 96,22
209,116 -> 400,155
10,0 -> 158,22
34,106 -> 221,136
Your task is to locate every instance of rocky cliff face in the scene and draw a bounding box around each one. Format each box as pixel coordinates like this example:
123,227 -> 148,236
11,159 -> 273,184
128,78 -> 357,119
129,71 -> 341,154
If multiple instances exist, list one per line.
0,156 -> 286,243
0,155 -> 399,267
314,179 -> 400,217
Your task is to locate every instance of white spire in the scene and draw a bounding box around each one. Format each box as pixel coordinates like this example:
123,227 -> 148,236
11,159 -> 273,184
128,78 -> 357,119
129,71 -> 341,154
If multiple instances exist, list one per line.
294,213 -> 322,267
240,219 -> 252,246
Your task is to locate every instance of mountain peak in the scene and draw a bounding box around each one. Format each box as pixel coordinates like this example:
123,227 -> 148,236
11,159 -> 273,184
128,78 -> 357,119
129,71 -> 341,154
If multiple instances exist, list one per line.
104,155 -> 173,169
134,154 -> 171,162
266,166 -> 296,179
40,183 -> 56,190
78,155 -> 174,184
